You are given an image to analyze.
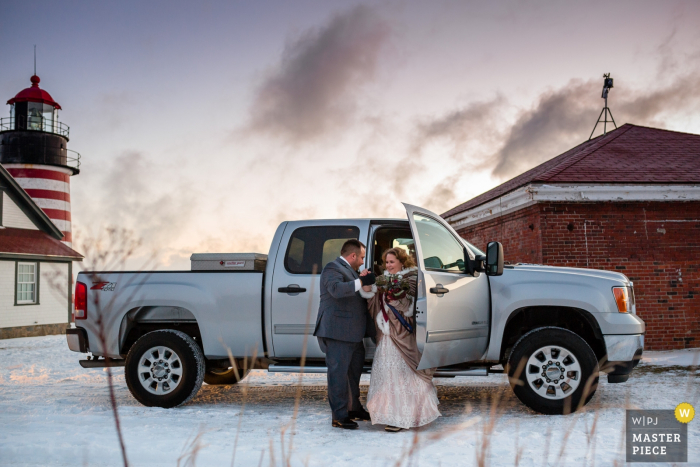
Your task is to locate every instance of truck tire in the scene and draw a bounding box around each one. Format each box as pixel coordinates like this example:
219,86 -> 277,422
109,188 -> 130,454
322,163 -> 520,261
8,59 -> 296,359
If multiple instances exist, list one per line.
204,367 -> 250,385
125,330 -> 205,408
507,327 -> 598,415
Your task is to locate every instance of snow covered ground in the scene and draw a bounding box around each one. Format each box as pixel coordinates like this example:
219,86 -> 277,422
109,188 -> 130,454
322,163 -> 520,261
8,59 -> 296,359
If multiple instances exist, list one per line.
0,336 -> 698,467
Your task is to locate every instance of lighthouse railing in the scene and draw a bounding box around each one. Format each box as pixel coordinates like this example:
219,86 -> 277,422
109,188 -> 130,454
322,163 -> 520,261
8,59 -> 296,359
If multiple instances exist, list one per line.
0,116 -> 70,137
66,149 -> 81,171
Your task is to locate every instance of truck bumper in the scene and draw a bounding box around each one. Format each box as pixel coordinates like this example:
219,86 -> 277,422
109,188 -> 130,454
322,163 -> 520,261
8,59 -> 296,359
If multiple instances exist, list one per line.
66,328 -> 89,353
603,334 -> 644,383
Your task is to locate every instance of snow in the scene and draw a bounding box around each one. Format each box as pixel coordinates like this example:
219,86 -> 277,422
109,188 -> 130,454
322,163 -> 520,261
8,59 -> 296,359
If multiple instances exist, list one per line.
0,336 -> 698,467
639,348 -> 700,367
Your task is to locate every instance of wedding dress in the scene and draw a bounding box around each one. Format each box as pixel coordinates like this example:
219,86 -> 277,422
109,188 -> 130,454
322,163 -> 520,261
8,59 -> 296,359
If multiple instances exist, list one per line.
362,269 -> 441,429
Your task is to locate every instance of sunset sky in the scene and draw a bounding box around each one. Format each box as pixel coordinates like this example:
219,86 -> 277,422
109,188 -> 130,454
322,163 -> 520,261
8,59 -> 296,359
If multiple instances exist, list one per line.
2,1 -> 699,269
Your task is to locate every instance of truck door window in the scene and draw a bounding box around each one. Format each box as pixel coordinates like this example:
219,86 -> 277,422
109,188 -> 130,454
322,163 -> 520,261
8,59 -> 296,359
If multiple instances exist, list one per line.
412,214 -> 465,272
284,226 -> 361,274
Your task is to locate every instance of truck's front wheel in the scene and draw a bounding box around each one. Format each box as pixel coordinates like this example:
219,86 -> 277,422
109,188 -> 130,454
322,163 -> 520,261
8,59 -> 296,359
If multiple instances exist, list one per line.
507,327 -> 598,415
125,330 -> 205,408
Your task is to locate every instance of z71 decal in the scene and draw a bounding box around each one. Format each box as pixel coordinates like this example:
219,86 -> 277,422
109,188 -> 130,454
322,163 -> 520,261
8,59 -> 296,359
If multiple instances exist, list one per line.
91,282 -> 117,291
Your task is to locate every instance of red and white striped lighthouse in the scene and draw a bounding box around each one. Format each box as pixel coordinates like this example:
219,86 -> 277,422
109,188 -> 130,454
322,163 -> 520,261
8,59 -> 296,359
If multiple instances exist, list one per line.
0,75 -> 80,246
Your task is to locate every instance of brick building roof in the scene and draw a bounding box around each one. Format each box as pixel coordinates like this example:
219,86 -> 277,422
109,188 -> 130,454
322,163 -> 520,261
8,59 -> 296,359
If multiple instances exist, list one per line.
0,228 -> 83,259
443,124 -> 700,218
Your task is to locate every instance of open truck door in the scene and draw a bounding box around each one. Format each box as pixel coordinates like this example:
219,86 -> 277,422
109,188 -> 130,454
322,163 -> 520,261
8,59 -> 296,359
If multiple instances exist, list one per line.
403,203 -> 490,370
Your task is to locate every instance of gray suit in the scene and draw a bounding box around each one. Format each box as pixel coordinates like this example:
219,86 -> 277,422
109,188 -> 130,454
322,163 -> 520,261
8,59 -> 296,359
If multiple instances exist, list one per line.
313,257 -> 375,420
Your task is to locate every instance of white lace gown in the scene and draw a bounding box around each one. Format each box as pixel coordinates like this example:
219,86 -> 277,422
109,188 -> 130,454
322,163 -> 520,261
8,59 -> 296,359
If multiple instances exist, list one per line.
366,335 -> 441,429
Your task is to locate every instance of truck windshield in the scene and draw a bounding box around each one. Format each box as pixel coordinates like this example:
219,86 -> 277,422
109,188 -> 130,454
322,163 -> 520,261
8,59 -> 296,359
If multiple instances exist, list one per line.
461,239 -> 485,257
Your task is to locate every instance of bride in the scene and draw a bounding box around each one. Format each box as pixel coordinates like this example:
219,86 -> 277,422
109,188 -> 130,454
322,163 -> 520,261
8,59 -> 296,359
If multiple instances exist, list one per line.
359,247 -> 441,432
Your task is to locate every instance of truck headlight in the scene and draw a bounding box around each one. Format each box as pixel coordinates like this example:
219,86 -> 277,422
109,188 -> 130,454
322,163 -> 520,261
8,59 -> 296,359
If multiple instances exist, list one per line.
612,286 -> 630,313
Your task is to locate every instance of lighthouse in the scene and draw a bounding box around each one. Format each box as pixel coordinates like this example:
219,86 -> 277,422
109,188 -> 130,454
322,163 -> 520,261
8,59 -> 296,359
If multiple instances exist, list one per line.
0,75 -> 79,246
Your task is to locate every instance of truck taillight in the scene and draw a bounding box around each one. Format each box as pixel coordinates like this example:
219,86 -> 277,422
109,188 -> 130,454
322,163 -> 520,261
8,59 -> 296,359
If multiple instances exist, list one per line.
75,282 -> 87,319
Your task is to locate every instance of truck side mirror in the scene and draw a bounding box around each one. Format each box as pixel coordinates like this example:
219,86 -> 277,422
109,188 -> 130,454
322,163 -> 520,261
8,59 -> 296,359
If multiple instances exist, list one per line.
464,247 -> 485,276
485,241 -> 504,276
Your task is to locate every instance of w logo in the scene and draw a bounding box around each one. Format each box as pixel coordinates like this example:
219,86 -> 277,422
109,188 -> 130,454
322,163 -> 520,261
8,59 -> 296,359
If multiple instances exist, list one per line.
675,403 -> 695,423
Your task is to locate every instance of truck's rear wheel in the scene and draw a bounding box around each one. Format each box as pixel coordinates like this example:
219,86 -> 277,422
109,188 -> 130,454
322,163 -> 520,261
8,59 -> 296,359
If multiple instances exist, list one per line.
507,327 -> 598,415
204,367 -> 250,385
125,330 -> 204,408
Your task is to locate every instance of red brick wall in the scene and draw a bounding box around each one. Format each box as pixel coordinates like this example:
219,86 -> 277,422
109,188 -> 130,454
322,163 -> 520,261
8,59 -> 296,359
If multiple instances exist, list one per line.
457,204 -> 542,264
456,201 -> 700,350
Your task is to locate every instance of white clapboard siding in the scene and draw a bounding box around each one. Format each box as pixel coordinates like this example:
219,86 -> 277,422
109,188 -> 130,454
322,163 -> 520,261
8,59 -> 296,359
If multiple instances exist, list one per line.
2,192 -> 38,230
0,261 -> 69,328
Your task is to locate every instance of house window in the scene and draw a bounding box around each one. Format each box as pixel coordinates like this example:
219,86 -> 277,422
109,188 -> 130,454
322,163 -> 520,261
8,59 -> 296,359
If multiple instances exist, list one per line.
16,262 -> 39,305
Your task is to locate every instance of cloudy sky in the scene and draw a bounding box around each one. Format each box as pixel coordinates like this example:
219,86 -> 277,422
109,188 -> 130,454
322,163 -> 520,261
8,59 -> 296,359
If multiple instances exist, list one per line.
2,1 -> 699,268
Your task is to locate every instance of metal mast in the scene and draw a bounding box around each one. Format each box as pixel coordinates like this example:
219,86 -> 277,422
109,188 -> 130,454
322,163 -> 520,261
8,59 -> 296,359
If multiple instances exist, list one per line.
589,73 -> 617,140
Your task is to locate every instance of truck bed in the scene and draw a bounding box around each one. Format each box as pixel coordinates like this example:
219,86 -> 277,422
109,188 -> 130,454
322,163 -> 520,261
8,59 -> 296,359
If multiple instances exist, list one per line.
76,270 -> 266,359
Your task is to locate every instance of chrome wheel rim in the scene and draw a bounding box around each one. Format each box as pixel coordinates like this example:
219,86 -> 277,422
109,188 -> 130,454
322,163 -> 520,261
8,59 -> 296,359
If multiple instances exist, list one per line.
525,345 -> 582,400
138,346 -> 183,395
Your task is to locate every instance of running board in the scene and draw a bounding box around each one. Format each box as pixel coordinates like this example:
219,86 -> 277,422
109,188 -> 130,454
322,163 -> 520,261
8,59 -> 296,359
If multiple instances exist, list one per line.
267,365 -> 372,374
267,364 -> 492,376
79,358 -> 126,368
433,368 -> 488,377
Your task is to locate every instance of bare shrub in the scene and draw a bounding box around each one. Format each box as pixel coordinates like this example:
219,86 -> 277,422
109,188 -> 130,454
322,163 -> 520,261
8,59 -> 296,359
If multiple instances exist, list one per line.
47,226 -> 157,467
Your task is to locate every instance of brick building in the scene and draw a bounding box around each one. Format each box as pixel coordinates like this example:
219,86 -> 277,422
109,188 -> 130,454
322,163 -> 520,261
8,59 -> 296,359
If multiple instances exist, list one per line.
443,124 -> 700,350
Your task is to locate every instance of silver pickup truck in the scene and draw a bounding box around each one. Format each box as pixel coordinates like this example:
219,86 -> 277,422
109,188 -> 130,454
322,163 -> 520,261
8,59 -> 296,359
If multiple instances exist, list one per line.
67,203 -> 644,414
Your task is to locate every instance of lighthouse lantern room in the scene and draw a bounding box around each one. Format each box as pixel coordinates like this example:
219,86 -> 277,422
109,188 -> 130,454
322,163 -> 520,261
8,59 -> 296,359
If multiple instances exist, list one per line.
0,75 -> 80,246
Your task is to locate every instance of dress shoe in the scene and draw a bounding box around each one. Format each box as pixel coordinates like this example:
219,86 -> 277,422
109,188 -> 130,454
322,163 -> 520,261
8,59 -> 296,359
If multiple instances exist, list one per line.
332,417 -> 359,429
385,425 -> 403,432
349,409 -> 371,421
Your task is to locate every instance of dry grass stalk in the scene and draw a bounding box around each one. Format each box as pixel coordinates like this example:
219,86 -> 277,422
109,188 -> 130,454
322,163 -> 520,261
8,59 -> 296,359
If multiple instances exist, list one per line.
52,226 -> 155,467
605,387 -> 633,467
390,414 -> 482,467
177,427 -> 209,467
229,344 -> 257,467
391,430 -> 421,467
473,359 -> 523,467
583,396 -> 601,467
513,420 -> 523,467
553,412 -> 580,465
269,437 -> 276,467
53,227 -> 164,466
540,358 -> 603,465
540,425 -> 553,467
478,383 -> 512,467
281,265 -> 318,466
280,425 -> 288,466
392,361 -> 516,467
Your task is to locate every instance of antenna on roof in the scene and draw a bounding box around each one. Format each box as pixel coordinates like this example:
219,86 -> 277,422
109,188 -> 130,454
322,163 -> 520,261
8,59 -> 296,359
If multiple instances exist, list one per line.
33,45 -> 36,75
589,73 -> 617,140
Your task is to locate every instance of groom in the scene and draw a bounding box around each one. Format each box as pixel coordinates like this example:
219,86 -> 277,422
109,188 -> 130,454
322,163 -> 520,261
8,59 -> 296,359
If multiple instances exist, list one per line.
313,239 -> 377,429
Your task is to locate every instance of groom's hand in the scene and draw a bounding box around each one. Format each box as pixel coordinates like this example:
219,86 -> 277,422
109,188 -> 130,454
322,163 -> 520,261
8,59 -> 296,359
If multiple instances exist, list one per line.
360,272 -> 376,286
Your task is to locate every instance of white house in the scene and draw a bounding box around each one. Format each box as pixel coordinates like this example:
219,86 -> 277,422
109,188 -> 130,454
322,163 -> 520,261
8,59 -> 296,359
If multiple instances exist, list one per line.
0,164 -> 82,339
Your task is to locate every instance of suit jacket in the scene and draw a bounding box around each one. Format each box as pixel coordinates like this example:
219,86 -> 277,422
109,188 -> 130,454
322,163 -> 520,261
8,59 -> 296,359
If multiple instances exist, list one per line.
313,257 -> 376,342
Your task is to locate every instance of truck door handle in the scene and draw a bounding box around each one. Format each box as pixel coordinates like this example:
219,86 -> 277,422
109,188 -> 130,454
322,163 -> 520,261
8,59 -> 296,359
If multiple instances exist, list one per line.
278,285 -> 307,294
429,286 -> 449,295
